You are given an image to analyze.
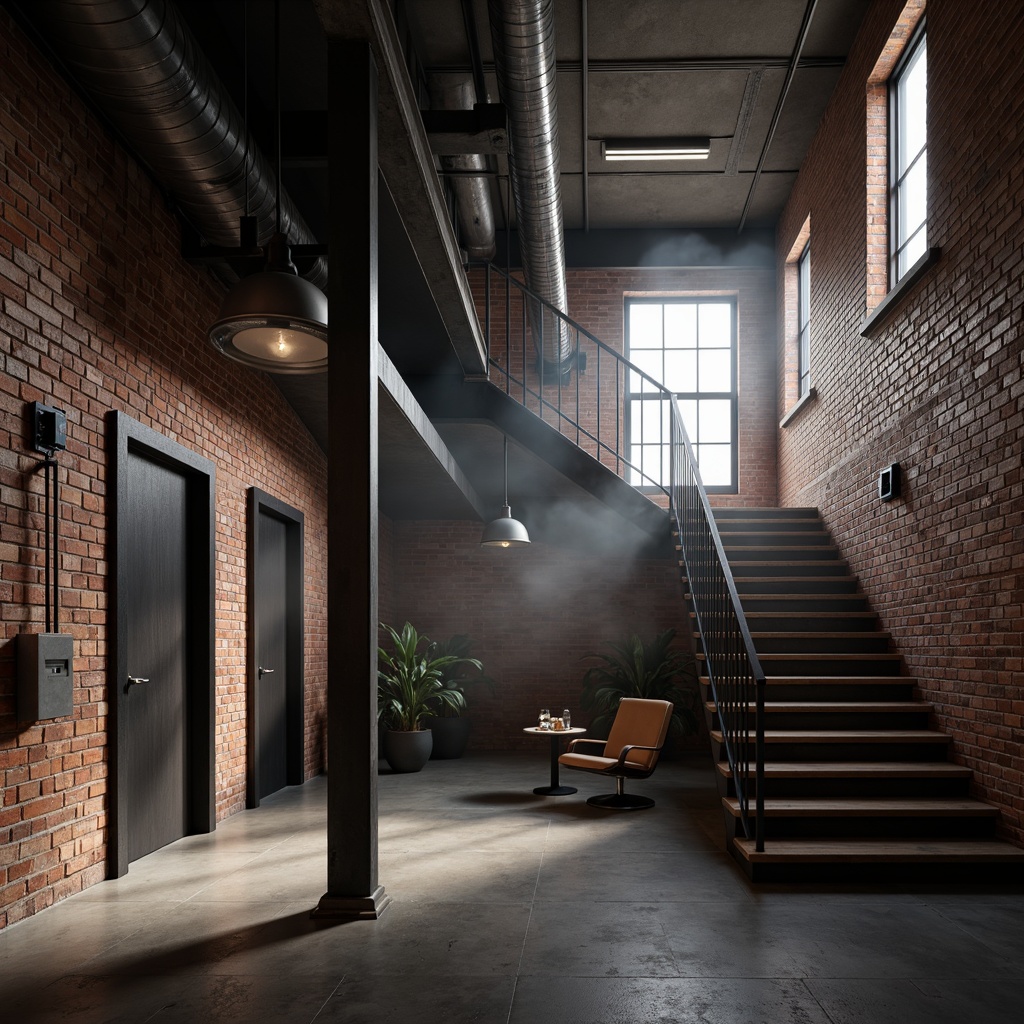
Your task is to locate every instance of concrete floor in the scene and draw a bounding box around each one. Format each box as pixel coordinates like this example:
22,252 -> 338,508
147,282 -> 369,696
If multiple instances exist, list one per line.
2,752 -> 1023,1023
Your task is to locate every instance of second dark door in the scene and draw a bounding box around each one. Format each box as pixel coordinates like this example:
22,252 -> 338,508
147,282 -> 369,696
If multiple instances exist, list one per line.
256,508 -> 289,799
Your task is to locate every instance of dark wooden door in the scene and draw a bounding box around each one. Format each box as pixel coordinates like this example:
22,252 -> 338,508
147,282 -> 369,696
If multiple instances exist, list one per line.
124,451 -> 189,862
256,509 -> 289,798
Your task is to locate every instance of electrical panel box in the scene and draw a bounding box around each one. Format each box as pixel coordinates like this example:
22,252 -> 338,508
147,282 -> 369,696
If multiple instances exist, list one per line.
31,401 -> 67,454
18,633 -> 74,721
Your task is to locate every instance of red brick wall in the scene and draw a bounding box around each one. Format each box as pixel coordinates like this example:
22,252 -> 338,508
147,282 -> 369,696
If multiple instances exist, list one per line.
384,520 -> 695,750
777,0 -> 1024,843
472,266 -> 779,506
0,12 -> 328,927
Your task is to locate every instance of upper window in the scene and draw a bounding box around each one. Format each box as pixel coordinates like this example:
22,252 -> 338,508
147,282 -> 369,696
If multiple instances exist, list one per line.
625,298 -> 737,493
797,242 -> 811,399
889,24 -> 927,283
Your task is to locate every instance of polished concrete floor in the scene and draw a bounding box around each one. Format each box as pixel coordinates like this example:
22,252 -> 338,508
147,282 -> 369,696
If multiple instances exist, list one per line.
2,752 -> 1023,1023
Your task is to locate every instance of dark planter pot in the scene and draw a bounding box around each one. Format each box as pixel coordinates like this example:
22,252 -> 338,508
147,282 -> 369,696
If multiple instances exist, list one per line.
425,715 -> 471,759
384,729 -> 433,773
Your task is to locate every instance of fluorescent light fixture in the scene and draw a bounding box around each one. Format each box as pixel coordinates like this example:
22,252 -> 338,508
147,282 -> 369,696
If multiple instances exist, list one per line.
601,137 -> 711,161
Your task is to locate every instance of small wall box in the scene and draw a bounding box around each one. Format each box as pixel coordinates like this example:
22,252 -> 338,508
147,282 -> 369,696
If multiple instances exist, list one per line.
17,633 -> 74,721
878,463 -> 901,502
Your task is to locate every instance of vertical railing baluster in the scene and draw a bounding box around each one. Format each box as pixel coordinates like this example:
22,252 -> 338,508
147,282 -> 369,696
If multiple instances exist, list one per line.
538,297 -> 545,422
575,328 -> 580,447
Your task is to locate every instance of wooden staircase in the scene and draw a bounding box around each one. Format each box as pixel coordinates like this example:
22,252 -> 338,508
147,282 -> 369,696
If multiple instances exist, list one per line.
690,506 -> 1024,881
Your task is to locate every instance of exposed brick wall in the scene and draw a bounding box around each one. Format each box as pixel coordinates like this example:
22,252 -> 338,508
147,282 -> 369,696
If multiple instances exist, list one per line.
383,520 -> 698,751
471,266 -> 778,507
777,0 -> 1024,843
0,12 -> 328,928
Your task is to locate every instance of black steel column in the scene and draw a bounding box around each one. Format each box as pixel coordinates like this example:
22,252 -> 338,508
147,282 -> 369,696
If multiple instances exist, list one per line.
315,39 -> 390,920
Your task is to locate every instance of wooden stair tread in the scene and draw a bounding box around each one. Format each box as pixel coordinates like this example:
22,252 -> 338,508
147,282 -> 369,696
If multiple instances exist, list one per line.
750,653 -> 901,661
733,576 -> 857,582
722,797 -> 998,817
714,507 -> 819,514
760,675 -> 915,684
727,560 -> 847,566
732,838 -> 1024,864
716,761 -> 972,779
742,611 -> 878,619
747,630 -> 891,639
705,701 -> 930,713
711,729 -> 950,743
699,675 -> 916,686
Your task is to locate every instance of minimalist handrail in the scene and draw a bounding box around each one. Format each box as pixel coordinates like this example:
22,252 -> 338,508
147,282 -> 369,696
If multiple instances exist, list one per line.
471,260 -> 765,849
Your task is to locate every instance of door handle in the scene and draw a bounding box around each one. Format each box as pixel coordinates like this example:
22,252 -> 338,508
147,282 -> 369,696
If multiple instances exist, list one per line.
258,666 -> 275,678
127,676 -> 150,687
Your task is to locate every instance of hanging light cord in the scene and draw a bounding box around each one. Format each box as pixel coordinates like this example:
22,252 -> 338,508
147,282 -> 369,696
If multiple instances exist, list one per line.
274,0 -> 282,238
502,436 -> 509,506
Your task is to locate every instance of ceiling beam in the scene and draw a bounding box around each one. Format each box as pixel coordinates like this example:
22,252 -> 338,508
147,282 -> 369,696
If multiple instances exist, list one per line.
312,0 -> 488,376
737,0 -> 820,233
427,55 -> 847,76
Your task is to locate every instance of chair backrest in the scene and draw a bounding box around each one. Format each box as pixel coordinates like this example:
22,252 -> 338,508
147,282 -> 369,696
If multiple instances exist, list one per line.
602,698 -> 674,769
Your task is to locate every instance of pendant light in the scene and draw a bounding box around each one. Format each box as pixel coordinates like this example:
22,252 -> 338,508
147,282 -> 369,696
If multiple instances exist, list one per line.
481,436 -> 530,547
208,0 -> 328,374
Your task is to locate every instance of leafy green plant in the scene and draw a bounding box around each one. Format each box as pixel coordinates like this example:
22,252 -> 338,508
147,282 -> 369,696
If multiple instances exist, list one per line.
580,628 -> 700,741
377,622 -> 482,731
428,634 -> 494,718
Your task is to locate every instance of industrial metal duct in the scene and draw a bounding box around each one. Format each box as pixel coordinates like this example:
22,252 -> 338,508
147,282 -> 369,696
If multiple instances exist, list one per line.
488,0 -> 573,369
430,77 -> 497,262
22,0 -> 327,289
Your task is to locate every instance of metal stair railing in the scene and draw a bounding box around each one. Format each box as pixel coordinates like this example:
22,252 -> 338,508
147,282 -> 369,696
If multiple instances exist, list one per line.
471,261 -> 766,849
669,410 -> 766,851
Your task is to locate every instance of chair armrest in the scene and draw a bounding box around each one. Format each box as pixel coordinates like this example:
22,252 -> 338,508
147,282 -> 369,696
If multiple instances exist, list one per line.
565,737 -> 605,753
612,742 -> 662,768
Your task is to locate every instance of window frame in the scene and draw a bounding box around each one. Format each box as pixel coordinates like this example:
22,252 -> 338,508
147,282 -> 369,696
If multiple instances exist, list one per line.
797,241 -> 811,399
624,297 -> 738,495
888,20 -> 927,286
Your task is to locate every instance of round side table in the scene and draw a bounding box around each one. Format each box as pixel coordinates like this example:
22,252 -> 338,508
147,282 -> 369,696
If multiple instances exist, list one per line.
523,726 -> 587,795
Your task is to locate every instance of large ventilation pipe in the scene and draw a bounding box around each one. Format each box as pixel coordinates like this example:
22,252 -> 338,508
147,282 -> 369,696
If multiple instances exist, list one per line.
488,0 -> 573,369
23,0 -> 326,289
430,77 -> 497,262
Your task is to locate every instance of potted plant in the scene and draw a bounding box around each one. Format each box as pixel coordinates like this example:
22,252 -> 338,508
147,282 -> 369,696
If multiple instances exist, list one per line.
580,628 -> 700,751
377,622 -> 481,772
424,634 -> 493,759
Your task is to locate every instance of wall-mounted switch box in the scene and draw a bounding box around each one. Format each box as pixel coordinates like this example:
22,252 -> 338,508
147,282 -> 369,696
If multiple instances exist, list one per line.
18,633 -> 74,720
32,401 -> 67,454
878,462 -> 902,502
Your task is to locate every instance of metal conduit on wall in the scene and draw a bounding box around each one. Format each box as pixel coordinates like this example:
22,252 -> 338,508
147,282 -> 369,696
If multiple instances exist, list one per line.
26,0 -> 327,289
488,0 -> 574,370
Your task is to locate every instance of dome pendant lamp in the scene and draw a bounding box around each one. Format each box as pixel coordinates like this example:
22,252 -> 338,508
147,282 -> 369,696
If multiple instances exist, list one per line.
481,436 -> 530,548
208,0 -> 328,374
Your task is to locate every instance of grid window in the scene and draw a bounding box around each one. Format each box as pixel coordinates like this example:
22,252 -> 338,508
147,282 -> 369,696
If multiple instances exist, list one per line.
890,25 -> 927,283
626,299 -> 737,492
797,242 -> 811,398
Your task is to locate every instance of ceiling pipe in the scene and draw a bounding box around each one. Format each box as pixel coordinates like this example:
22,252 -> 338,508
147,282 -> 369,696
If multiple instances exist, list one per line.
22,0 -> 327,290
429,76 -> 497,262
488,0 -> 574,370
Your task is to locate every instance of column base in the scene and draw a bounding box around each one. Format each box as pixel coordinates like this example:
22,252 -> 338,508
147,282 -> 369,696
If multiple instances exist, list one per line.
312,885 -> 392,920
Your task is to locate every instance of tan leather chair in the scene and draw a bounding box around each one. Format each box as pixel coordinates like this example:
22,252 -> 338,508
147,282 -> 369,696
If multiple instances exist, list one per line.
558,697 -> 674,809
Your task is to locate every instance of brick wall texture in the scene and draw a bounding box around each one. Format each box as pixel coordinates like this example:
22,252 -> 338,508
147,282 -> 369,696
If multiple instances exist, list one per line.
776,0 -> 1024,843
383,519 -> 697,752
0,12 -> 329,928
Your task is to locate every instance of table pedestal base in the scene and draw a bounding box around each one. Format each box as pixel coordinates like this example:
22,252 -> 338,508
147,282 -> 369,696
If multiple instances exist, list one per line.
534,784 -> 577,796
